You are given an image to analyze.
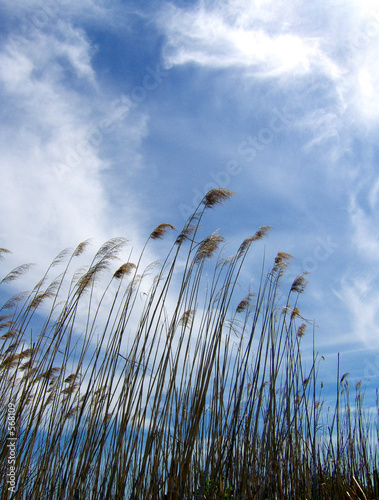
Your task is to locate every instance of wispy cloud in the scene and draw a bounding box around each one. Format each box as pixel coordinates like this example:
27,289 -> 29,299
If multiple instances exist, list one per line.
159,1 -> 341,81
158,0 -> 379,134
0,4 -> 148,272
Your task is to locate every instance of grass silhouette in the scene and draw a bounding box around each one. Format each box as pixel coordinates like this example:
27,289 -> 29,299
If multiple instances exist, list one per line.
0,189 -> 378,499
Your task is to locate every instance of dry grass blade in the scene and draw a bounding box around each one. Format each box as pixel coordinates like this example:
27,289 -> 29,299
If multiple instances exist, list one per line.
0,191 -> 376,500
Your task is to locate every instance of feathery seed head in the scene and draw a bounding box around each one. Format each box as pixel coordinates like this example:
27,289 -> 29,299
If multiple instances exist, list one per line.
73,239 -> 92,257
18,348 -> 34,360
0,248 -> 12,261
1,263 -> 35,284
195,232 -> 225,262
51,248 -> 71,267
64,374 -> 79,384
0,330 -> 19,340
94,238 -> 128,262
252,225 -> 272,241
291,306 -> 301,319
150,223 -> 176,240
29,290 -> 56,310
20,359 -> 35,371
238,226 -> 272,257
291,273 -> 308,293
203,188 -> 235,208
176,224 -> 197,245
0,354 -> 20,370
273,252 -> 293,272
2,292 -> 29,311
114,262 -> 136,279
236,292 -> 255,313
61,383 -> 78,396
0,319 -> 14,331
297,323 -> 307,338
66,405 -> 80,419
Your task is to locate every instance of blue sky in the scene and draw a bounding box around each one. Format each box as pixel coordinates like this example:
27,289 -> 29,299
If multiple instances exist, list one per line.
0,0 -> 379,398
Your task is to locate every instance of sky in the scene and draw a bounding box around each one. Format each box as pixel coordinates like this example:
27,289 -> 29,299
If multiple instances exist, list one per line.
0,0 -> 378,400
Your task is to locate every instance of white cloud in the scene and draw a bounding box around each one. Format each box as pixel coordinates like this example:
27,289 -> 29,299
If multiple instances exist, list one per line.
349,192 -> 379,262
158,0 -> 379,130
160,1 -> 340,82
334,275 -> 379,346
0,9 -> 147,275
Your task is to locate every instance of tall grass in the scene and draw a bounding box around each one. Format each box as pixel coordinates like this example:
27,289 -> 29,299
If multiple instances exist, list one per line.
0,189 -> 378,499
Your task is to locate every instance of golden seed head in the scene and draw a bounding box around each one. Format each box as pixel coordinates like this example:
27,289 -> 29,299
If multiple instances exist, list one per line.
291,306 -> 300,319
203,188 -> 235,208
252,225 -> 272,241
113,262 -> 136,279
297,323 -> 307,337
150,223 -> 176,240
291,273 -> 308,293
236,292 -> 255,313
195,232 -> 225,262
273,252 -> 293,273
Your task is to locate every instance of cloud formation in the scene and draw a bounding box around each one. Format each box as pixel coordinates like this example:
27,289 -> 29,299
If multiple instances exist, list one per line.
0,3 -> 148,272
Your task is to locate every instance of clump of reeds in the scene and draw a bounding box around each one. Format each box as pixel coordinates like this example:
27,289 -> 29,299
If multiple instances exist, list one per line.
0,188 -> 377,500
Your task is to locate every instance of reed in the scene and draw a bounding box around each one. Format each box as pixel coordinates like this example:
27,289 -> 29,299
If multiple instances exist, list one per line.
0,189 -> 377,499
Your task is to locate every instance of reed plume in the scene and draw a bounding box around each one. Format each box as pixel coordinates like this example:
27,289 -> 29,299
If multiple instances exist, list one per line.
0,189 -> 376,500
